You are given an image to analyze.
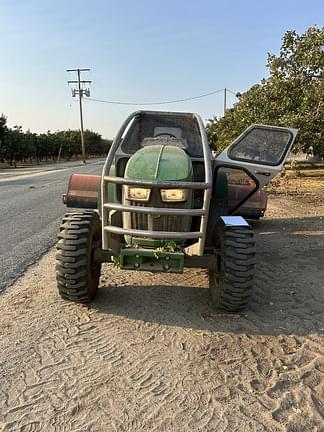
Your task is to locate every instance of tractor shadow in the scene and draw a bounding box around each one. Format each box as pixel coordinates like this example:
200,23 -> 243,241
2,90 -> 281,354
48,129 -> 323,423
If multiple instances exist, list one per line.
92,216 -> 324,337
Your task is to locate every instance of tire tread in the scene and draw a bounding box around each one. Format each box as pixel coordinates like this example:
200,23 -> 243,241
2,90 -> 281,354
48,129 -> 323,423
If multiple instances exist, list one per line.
55,210 -> 101,303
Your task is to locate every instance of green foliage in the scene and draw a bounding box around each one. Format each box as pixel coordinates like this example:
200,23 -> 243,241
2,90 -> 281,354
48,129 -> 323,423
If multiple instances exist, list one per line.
207,26 -> 324,157
0,114 -> 8,162
112,255 -> 120,268
0,120 -> 112,166
161,241 -> 178,252
154,241 -> 180,259
0,114 -> 7,139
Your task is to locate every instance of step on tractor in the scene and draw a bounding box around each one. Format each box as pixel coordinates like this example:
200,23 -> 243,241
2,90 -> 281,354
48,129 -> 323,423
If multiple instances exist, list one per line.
57,111 -> 297,312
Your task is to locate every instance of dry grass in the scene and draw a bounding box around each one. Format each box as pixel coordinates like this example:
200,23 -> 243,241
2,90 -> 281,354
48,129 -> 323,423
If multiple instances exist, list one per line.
267,168 -> 324,197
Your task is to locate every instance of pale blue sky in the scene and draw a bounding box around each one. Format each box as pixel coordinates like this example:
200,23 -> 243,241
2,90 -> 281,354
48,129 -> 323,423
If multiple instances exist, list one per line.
1,0 -> 322,139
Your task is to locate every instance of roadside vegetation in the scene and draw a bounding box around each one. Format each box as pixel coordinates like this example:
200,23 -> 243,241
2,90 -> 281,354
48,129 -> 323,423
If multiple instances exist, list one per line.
207,26 -> 324,159
0,118 -> 112,167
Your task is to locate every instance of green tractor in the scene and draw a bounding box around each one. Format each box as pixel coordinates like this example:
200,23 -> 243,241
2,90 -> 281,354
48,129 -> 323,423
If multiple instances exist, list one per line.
57,111 -> 297,311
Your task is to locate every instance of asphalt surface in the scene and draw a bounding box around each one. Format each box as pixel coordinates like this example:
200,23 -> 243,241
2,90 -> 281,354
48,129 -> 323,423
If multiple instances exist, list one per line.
0,160 -> 103,292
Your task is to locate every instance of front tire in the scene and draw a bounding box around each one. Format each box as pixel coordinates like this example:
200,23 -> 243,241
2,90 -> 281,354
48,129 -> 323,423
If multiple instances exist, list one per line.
56,210 -> 102,303
209,222 -> 256,312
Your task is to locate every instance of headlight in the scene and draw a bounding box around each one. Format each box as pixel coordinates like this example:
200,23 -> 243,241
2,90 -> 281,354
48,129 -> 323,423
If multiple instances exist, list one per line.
126,187 -> 151,201
160,189 -> 187,202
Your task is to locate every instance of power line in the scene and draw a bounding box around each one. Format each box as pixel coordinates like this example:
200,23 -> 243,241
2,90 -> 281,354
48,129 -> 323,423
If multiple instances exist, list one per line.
227,88 -> 238,96
83,88 -> 237,106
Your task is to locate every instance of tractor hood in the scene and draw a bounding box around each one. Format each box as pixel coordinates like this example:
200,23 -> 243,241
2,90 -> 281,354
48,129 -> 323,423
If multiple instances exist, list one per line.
125,145 -> 193,181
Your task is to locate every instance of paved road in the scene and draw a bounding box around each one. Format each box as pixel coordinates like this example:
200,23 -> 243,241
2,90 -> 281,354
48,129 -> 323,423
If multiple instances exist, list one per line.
0,161 -> 103,292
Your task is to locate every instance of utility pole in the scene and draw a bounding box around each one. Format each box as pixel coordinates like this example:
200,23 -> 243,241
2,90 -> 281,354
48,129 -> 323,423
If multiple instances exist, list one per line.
67,68 -> 91,163
223,87 -> 227,116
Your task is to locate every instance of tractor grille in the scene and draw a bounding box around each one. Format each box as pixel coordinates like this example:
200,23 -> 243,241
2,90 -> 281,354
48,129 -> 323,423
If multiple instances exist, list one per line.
126,188 -> 192,233
130,202 -> 186,232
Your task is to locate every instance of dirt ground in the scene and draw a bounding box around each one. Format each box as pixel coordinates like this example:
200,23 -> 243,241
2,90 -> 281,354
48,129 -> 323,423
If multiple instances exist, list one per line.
0,192 -> 323,431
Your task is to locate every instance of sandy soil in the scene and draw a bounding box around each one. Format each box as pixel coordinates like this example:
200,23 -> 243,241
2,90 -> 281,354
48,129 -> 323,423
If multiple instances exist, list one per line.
0,194 -> 323,432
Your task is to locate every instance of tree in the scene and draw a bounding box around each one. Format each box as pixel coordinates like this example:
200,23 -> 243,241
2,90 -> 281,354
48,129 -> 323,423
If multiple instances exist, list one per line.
0,115 -> 112,166
0,114 -> 8,162
5,126 -> 26,166
207,26 -> 324,157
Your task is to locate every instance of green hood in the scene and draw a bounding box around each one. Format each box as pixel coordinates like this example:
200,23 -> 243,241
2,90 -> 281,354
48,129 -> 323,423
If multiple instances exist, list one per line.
125,145 -> 193,181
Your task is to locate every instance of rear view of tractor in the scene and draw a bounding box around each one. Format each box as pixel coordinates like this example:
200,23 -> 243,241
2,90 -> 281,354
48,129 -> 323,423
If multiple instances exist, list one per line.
57,111 -> 297,311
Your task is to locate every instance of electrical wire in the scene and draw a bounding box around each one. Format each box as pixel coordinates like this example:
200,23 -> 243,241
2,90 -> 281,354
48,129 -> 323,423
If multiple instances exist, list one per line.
83,88 -> 237,106
226,88 -> 238,96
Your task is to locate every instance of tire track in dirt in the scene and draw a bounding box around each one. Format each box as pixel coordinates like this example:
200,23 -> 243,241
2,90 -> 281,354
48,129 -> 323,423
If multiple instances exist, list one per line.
0,195 -> 323,431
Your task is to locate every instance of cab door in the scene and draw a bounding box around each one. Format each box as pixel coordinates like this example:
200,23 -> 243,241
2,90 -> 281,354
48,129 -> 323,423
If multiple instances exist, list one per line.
213,124 -> 298,215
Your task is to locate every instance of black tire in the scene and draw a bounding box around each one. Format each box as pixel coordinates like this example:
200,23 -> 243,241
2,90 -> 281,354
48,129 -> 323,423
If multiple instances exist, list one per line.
209,222 -> 256,312
56,210 -> 102,303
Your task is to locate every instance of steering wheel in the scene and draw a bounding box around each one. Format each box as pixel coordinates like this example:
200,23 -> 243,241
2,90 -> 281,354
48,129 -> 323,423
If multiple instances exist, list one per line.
154,133 -> 177,138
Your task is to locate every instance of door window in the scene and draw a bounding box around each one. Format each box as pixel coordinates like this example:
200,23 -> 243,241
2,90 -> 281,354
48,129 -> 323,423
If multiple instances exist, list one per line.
215,166 -> 258,214
228,127 -> 293,166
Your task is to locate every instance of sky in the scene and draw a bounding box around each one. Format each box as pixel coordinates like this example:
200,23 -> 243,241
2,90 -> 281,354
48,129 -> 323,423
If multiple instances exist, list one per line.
1,0 -> 322,139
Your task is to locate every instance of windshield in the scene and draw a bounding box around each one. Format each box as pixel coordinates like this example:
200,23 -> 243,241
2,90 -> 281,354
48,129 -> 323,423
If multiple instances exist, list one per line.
121,113 -> 203,157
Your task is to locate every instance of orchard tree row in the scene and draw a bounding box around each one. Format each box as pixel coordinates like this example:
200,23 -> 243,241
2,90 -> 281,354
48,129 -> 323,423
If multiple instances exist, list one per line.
0,116 -> 112,166
207,26 -> 323,158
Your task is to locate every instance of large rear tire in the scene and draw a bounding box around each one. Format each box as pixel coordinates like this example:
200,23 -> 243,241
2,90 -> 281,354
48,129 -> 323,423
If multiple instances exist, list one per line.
56,210 -> 102,303
209,222 -> 256,312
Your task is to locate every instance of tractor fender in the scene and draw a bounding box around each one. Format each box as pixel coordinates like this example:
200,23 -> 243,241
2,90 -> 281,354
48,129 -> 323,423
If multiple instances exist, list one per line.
62,174 -> 101,209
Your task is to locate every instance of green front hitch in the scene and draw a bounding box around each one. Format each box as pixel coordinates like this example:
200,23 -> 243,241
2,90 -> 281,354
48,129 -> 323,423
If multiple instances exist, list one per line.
120,247 -> 184,273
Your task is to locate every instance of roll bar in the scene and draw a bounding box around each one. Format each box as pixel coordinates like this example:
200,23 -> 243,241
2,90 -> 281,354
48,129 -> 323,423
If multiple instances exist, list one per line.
101,111 -> 212,256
